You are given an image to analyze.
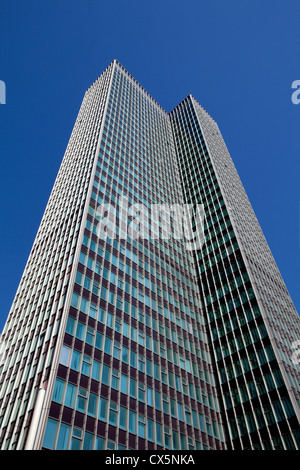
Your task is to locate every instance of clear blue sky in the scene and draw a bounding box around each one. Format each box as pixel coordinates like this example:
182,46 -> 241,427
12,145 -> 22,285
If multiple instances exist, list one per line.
0,0 -> 299,331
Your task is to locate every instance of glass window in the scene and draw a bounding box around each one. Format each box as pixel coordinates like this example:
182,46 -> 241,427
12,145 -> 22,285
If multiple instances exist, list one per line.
154,390 -> 161,410
81,355 -> 91,376
121,374 -> 128,394
198,413 -> 205,432
52,378 -> 65,404
70,292 -> 79,309
107,441 -> 115,450
172,429 -> 179,449
177,402 -> 183,421
138,382 -> 145,403
129,410 -> 136,434
156,422 -> 162,445
111,369 -> 119,389
99,397 -> 108,421
100,286 -> 107,301
113,344 -> 120,359
104,337 -> 112,354
102,365 -> 110,385
122,345 -> 129,363
65,383 -> 76,408
83,432 -> 94,450
108,290 -> 115,305
89,303 -> 97,319
147,418 -> 154,442
273,400 -> 285,422
282,396 -> 296,419
107,313 -> 114,328
87,257 -> 94,270
130,378 -> 136,398
130,350 -> 136,367
109,402 -> 118,425
75,271 -> 83,285
95,332 -> 103,350
87,393 -> 97,416
138,421 -> 145,438
95,436 -> 104,450
56,423 -> 70,450
119,406 -> 127,430
43,418 -> 58,449
76,388 -> 87,413
98,308 -> 105,323
75,322 -> 85,340
66,316 -> 75,335
70,438 -> 81,450
70,350 -> 81,371
79,252 -> 86,265
80,297 -> 88,314
147,387 -> 153,407
59,345 -> 70,366
91,359 -> 100,381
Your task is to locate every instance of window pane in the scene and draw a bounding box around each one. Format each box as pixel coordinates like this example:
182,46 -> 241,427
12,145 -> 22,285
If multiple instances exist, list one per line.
121,374 -> 128,394
76,322 -> 85,340
66,316 -> 75,335
52,378 -> 65,404
43,418 -> 58,449
119,406 -> 126,430
102,365 -> 110,385
59,345 -> 70,366
138,422 -> 145,438
70,350 -> 81,371
87,393 -> 97,416
129,410 -> 136,433
71,438 -> 81,450
92,360 -> 100,380
95,436 -> 104,450
76,396 -> 87,413
83,432 -> 94,450
65,383 -> 76,408
147,419 -> 154,442
99,397 -> 107,420
56,423 -> 70,450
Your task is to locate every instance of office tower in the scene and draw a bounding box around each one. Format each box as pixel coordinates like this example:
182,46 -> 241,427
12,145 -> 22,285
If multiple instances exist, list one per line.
0,60 -> 299,451
169,98 -> 300,450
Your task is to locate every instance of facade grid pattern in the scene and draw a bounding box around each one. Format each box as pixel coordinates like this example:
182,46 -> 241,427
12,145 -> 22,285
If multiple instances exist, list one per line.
0,60 -> 298,451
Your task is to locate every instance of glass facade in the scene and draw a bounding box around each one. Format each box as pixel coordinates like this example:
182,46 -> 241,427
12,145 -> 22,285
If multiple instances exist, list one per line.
170,96 -> 300,450
0,60 -> 299,451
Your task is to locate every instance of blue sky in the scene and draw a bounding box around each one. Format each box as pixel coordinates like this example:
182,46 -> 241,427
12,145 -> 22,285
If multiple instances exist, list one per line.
0,0 -> 299,331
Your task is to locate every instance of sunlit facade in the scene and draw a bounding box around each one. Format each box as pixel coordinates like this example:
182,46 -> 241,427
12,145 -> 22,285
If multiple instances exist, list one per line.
0,60 -> 299,451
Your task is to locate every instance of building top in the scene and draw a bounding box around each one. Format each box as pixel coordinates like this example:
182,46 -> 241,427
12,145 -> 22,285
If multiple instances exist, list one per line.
86,59 -> 217,124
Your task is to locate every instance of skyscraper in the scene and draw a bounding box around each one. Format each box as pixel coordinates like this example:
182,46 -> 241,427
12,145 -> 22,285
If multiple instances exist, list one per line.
0,60 -> 299,451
